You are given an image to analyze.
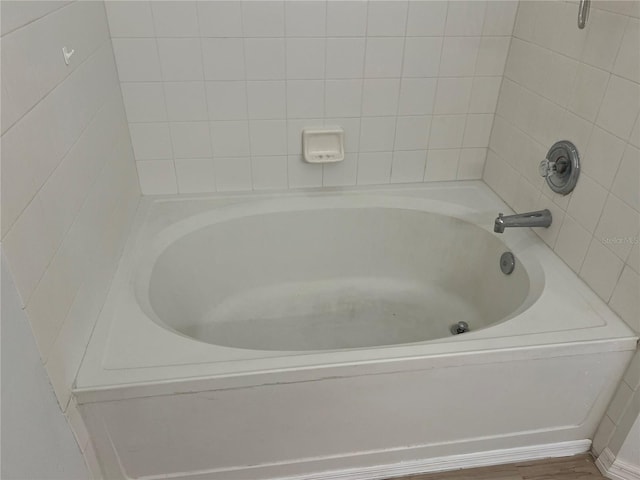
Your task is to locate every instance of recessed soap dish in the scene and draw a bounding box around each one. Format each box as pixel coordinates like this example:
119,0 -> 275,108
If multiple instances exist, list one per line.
302,127 -> 344,164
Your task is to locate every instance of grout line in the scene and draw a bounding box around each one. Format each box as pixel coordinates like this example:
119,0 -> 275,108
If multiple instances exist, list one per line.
2,42 -> 116,241
148,4 -> 178,195
195,0 -> 216,194
388,1 -> 412,184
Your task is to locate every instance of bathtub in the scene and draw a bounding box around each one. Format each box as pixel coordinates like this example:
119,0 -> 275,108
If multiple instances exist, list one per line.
74,181 -> 637,480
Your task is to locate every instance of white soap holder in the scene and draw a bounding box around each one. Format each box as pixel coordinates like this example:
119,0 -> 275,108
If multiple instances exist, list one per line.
302,128 -> 344,163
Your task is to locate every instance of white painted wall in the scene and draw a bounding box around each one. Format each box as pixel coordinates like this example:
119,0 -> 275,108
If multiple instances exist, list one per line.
106,0 -> 518,194
1,253 -> 89,479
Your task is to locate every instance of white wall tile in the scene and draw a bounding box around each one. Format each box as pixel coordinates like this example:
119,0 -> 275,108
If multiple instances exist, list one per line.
151,1 -> 198,37
581,239 -> 625,301
424,149 -> 460,181
533,193 -> 566,248
630,113 -> 640,148
326,1 -> 367,37
568,64 -> 610,122
121,83 -> 167,122
164,82 -> 208,121
457,148 -> 486,180
595,194 -> 640,260
398,78 -> 437,115
483,1 -> 518,36
366,1 -> 408,37
245,38 -> 286,80
581,9 -> 627,71
288,155 -> 322,188
583,126 -> 626,188
170,122 -> 212,159
247,81 -> 286,119
434,77 -> 473,114
406,1 -> 447,36
323,153 -> 358,186
286,38 -> 325,79
463,114 -> 493,148
357,152 -> 393,185
105,1 -> 154,38
202,38 -> 245,81
214,157 -> 252,191
286,80 -> 324,119
206,81 -> 248,120
390,150 -> 427,183
3,198 -> 56,305
175,158 -> 216,193
197,1 -> 243,37
612,145 -> 640,211
596,75 -> 640,140
285,1 -> 326,37
554,214 -> 592,272
137,160 -> 177,194
242,1 -> 285,37
157,38 -> 204,81
361,79 -> 400,116
359,117 -> 397,152
211,121 -> 251,157
251,156 -> 288,190
394,116 -> 431,151
249,119 -> 287,155
129,123 -> 173,159
439,37 -> 480,77
326,38 -> 366,79
469,76 -> 502,113
613,18 -> 640,83
566,174 -> 608,233
287,118 -> 323,155
402,37 -> 442,77
610,266 -> 640,331
325,80 -> 363,117
325,117 -> 361,153
364,37 -> 404,78
112,39 -> 161,81
475,37 -> 510,76
445,1 -> 486,36
429,115 -> 466,149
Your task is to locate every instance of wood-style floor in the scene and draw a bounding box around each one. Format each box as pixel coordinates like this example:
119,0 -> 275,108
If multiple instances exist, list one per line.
388,454 -> 606,480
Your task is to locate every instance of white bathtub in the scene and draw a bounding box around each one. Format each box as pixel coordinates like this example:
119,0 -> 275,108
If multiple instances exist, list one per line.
75,182 -> 637,480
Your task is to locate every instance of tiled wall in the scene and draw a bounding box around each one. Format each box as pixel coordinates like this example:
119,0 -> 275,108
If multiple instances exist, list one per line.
0,0 -> 140,424
484,0 -> 640,464
106,0 -> 518,194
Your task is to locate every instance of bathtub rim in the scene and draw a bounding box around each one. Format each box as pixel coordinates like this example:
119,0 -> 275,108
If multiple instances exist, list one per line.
73,181 -> 638,404
135,195 -> 542,349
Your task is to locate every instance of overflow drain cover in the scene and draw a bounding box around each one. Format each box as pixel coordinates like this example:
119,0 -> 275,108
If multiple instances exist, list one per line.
500,252 -> 515,275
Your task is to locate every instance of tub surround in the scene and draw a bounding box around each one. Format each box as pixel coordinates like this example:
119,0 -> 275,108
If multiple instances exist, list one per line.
484,1 -> 640,472
106,0 -> 518,194
74,182 -> 636,479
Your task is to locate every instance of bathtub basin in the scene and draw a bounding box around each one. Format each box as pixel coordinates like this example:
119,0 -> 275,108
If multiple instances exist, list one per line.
74,182 -> 637,480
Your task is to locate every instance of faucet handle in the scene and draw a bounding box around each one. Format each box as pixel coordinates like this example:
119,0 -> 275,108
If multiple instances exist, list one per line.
539,158 -> 557,178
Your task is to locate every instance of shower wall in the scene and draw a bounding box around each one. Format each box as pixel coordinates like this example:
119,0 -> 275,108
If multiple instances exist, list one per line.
1,0 -> 140,419
485,0 -> 639,467
107,0 -> 518,194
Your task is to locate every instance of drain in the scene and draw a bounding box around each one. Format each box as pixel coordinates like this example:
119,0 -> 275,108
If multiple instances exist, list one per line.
500,251 -> 515,275
450,321 -> 470,335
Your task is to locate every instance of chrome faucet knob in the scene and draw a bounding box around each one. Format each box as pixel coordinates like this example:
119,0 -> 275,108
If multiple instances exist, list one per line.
539,158 -> 557,178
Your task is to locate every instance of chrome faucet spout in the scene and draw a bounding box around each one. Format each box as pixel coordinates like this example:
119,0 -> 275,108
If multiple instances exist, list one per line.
494,209 -> 552,233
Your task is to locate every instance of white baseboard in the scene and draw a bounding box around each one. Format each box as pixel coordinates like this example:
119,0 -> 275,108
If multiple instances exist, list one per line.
142,439 -> 592,480
596,448 -> 640,480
